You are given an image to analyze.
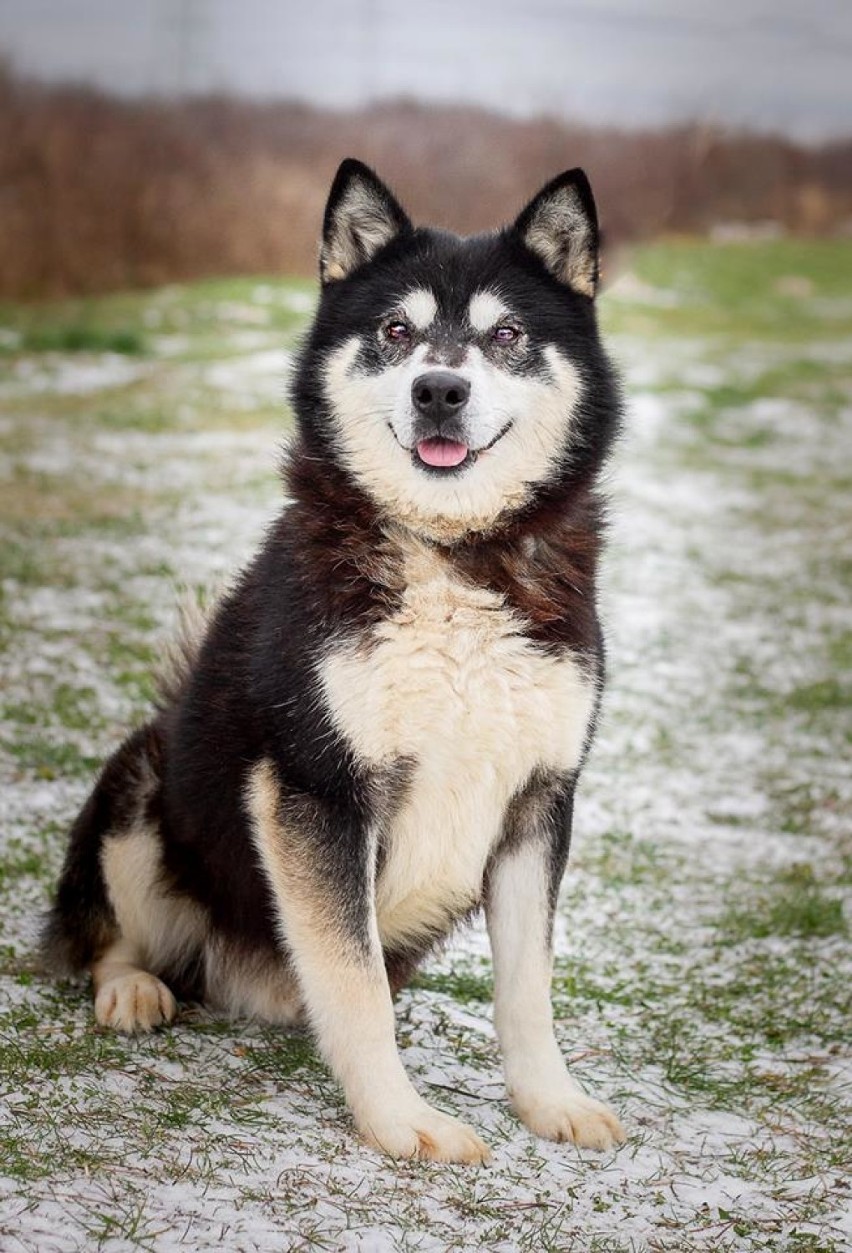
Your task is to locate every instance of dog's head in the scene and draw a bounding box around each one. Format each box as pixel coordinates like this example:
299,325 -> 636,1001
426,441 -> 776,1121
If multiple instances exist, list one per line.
293,159 -> 618,541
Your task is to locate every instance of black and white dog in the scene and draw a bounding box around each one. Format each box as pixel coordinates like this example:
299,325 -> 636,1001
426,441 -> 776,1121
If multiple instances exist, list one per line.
43,159 -> 624,1163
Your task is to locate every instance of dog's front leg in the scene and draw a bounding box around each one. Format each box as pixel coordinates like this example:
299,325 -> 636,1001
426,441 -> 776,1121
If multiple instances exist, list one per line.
247,758 -> 489,1163
486,774 -> 625,1150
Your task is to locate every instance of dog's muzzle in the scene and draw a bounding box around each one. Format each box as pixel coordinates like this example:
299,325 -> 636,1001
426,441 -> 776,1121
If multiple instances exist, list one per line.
411,371 -> 471,469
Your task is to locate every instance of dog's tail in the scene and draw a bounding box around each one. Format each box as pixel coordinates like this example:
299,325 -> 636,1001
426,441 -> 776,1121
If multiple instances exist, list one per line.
40,722 -> 163,976
153,587 -> 215,708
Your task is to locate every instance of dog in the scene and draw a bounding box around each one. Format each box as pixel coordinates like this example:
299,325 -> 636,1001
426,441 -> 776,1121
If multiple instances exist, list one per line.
42,159 -> 625,1163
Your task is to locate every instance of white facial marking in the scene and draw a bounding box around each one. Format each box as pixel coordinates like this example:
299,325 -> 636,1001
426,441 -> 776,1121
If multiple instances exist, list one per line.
402,288 -> 438,331
323,335 -> 583,540
468,290 -> 509,333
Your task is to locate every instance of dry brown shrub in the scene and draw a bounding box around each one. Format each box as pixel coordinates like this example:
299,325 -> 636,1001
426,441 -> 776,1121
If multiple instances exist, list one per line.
1,69 -> 849,299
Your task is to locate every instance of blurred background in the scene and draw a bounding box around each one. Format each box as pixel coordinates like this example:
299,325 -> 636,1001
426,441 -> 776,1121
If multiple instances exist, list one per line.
1,0 -> 851,297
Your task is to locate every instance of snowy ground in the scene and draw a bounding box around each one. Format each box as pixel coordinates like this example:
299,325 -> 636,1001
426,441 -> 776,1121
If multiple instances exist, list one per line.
0,246 -> 850,1251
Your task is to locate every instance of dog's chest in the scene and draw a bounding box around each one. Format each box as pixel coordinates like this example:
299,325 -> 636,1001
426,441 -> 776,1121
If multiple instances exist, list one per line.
320,540 -> 596,947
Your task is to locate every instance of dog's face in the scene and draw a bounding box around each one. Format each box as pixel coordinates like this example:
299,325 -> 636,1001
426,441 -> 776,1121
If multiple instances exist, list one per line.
294,160 -> 610,540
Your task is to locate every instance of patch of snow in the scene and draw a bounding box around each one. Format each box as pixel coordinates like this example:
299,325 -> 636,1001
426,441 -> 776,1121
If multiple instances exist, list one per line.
253,284 -> 317,315
710,221 -> 785,242
202,349 -> 292,404
606,272 -> 685,307
0,354 -> 151,397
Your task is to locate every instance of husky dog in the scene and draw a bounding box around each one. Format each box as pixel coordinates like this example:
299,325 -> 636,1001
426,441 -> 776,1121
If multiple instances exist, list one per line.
43,159 -> 625,1163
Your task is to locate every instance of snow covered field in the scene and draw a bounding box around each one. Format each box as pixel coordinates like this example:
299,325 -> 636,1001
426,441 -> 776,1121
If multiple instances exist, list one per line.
0,245 -> 850,1251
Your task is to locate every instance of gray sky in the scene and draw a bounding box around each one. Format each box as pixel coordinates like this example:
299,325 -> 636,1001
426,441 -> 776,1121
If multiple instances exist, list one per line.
1,0 -> 851,140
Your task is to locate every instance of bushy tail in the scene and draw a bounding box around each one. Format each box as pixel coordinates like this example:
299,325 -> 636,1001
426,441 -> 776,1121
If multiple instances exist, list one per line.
153,587 -> 216,708
40,722 -> 163,976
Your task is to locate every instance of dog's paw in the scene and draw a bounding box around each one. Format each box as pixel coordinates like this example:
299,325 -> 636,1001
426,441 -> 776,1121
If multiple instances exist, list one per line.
357,1101 -> 491,1164
512,1086 -> 625,1150
95,972 -> 177,1033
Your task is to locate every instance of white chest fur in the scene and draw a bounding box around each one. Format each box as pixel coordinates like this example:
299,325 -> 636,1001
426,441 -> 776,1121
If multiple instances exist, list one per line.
319,538 -> 597,948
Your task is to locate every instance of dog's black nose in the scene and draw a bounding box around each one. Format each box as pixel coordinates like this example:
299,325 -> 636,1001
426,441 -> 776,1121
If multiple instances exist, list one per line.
411,371 -> 470,422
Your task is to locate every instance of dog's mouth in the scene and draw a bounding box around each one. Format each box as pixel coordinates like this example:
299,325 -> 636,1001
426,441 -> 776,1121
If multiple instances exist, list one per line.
392,422 -> 512,474
415,437 -> 470,469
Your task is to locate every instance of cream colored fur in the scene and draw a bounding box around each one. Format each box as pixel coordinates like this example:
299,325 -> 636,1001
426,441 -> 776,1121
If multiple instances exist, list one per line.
92,938 -> 177,1033
245,759 -> 489,1163
321,534 -> 597,951
467,289 -> 509,332
321,180 -> 402,283
400,287 -> 438,330
204,940 -> 304,1026
95,826 -> 207,1032
521,189 -> 597,296
94,819 -> 306,1030
100,826 -> 207,979
486,842 -> 625,1149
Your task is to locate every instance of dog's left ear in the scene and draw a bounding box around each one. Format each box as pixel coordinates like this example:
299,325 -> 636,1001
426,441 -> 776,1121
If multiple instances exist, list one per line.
320,158 -> 412,284
513,169 -> 599,298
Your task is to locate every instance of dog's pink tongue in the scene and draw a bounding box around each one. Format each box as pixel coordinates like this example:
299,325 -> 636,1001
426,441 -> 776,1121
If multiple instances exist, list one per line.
417,437 -> 468,468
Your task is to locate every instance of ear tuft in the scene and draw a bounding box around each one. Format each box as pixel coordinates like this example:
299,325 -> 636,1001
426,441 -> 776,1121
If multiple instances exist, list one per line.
513,169 -> 599,297
320,159 -> 411,284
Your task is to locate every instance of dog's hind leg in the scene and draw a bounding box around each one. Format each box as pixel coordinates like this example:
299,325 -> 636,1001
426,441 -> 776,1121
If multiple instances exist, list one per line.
42,724 -> 161,979
93,820 -> 206,1034
245,757 -> 490,1164
92,937 -> 177,1033
92,826 -> 178,1033
43,721 -> 202,1034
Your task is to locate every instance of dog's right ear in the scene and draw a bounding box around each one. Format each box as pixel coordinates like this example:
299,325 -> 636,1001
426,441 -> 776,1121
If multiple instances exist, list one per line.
320,159 -> 412,284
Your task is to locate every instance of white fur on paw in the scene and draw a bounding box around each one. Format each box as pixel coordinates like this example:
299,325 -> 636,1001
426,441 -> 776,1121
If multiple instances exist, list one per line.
357,1101 -> 491,1164
95,972 -> 177,1033
512,1087 -> 625,1150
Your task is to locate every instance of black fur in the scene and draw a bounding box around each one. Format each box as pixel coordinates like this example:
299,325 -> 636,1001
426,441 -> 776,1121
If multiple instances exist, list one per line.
42,722 -> 160,973
514,167 -> 600,293
42,159 -> 622,1015
485,768 -> 578,945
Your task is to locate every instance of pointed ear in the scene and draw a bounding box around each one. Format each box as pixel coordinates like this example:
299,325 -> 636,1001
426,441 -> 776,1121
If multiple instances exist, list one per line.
320,159 -> 411,284
513,168 -> 600,297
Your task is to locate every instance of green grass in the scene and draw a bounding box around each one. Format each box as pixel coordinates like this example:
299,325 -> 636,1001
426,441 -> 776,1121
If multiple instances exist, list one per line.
411,969 -> 494,1002
605,237 -> 852,341
12,325 -> 148,355
723,883 -> 847,941
0,274 -> 313,366
0,842 -> 48,888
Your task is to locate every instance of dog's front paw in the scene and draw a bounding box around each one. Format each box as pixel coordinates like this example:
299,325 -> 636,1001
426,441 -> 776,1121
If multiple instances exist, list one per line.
512,1085 -> 625,1150
356,1100 -> 491,1164
95,972 -> 177,1033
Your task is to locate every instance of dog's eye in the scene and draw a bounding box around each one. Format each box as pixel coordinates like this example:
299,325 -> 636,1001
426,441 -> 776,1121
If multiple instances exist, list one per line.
384,321 -> 412,343
493,325 -> 521,345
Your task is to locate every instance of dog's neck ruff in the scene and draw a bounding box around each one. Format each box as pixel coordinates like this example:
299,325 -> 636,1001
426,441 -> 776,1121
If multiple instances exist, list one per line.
283,436 -> 602,589
386,491 -> 533,546
283,434 -> 538,547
